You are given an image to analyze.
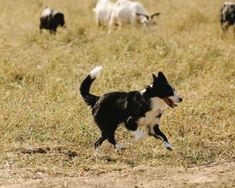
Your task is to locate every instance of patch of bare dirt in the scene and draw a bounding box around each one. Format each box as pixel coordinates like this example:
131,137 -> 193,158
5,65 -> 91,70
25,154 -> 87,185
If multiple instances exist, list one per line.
0,162 -> 234,188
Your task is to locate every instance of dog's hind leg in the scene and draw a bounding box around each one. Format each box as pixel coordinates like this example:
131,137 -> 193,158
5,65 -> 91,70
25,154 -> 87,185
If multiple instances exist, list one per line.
149,124 -> 173,151
95,134 -> 107,155
125,117 -> 145,142
107,131 -> 125,150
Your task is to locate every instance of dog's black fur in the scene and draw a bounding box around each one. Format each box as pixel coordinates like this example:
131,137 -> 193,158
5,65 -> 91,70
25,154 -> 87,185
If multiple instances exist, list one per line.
80,67 -> 182,152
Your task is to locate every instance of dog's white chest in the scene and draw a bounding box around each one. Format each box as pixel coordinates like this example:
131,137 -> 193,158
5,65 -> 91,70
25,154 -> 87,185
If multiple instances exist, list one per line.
137,97 -> 166,127
137,108 -> 161,127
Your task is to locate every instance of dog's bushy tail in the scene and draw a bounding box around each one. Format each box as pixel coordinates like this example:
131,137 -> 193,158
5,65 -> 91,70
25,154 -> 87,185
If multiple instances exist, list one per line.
80,66 -> 102,107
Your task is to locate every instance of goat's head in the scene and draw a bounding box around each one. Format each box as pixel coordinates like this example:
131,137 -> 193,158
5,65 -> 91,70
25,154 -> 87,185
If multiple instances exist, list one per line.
136,12 -> 161,26
53,12 -> 65,27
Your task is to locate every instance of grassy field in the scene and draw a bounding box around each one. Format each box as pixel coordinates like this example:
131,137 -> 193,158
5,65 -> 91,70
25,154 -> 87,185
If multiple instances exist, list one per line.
0,0 -> 235,186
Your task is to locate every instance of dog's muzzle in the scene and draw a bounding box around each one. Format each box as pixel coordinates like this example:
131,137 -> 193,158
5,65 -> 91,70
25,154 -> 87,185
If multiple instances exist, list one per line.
163,97 -> 183,108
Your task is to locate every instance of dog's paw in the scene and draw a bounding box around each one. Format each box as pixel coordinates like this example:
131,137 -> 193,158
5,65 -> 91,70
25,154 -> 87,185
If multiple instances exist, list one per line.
164,142 -> 173,151
115,143 -> 126,150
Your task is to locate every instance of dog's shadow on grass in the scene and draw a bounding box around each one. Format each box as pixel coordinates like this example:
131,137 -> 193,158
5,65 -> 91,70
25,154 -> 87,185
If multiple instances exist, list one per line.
13,146 -> 78,159
13,146 -> 137,167
93,151 -> 136,166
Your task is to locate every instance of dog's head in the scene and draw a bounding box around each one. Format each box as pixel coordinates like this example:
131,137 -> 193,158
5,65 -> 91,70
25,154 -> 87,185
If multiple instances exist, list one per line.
150,72 -> 183,108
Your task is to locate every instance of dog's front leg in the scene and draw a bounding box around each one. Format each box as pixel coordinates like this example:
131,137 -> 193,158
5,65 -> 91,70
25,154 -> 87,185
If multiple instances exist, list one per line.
149,124 -> 173,150
125,117 -> 145,142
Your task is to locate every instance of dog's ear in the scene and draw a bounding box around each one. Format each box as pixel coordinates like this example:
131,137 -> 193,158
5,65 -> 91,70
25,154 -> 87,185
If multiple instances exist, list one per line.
158,72 -> 168,83
152,74 -> 158,80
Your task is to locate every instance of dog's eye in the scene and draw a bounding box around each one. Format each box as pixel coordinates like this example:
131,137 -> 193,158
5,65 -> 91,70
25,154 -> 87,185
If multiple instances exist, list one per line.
167,89 -> 173,95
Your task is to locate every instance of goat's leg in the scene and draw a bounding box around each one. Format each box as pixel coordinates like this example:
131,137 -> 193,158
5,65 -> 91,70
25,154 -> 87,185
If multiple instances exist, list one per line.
130,13 -> 137,27
108,15 -> 115,34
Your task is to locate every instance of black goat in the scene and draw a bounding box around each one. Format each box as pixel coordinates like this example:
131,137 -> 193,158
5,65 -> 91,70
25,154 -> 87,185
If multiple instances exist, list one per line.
40,7 -> 65,34
220,2 -> 235,32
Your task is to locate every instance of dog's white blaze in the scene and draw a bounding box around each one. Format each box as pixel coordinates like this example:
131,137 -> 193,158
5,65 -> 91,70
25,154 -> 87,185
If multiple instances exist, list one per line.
169,91 -> 182,103
131,128 -> 145,142
41,7 -> 52,17
137,97 -> 167,128
89,66 -> 103,79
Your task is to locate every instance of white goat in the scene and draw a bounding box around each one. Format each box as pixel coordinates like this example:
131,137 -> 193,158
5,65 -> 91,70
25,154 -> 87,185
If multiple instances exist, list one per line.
93,0 -> 115,26
109,0 -> 160,31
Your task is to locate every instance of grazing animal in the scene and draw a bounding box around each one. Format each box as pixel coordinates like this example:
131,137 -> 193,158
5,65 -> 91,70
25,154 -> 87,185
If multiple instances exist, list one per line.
220,2 -> 235,32
109,0 -> 160,32
80,66 -> 183,154
40,7 -> 65,34
93,0 -> 115,27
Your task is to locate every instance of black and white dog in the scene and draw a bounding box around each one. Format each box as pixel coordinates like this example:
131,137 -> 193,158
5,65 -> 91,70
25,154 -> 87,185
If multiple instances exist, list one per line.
80,66 -> 183,153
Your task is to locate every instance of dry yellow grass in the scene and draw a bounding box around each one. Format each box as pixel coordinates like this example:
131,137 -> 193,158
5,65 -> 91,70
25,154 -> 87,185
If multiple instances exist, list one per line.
0,0 -> 235,185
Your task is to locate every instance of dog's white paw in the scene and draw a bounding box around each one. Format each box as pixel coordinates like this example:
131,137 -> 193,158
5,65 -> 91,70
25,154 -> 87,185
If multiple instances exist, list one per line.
115,143 -> 125,150
132,129 -> 145,142
164,142 -> 173,151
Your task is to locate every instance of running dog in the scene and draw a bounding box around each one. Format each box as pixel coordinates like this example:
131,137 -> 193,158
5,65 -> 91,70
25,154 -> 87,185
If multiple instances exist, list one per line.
80,66 -> 183,153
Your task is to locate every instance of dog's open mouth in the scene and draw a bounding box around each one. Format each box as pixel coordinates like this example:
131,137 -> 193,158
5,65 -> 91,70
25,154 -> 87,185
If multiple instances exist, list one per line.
163,97 -> 177,108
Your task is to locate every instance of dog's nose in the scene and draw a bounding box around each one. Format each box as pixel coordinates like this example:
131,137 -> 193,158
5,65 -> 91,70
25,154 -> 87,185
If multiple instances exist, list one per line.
179,98 -> 183,102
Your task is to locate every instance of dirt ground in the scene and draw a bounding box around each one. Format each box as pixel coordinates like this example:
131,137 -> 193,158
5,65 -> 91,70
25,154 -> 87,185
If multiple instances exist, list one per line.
0,162 -> 234,188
